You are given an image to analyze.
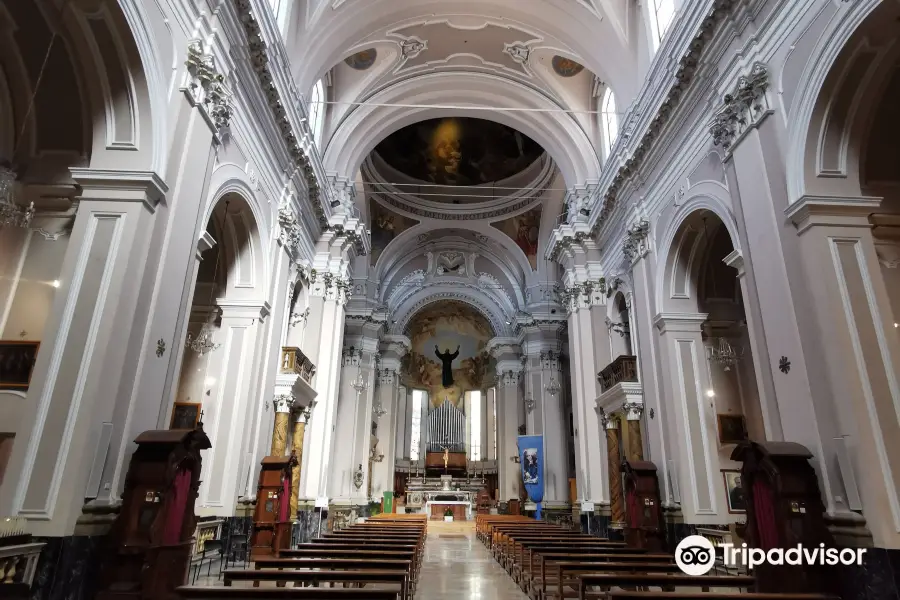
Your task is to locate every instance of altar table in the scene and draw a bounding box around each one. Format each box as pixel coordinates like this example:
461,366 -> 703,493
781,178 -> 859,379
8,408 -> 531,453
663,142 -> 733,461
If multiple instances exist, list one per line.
426,500 -> 472,521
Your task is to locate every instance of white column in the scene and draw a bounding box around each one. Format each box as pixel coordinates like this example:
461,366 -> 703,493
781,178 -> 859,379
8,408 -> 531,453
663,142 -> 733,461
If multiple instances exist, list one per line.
653,313 -> 727,524
529,349 -> 569,507
371,364 -> 399,501
490,341 -> 523,502
197,300 -> 270,516
0,171 -> 166,535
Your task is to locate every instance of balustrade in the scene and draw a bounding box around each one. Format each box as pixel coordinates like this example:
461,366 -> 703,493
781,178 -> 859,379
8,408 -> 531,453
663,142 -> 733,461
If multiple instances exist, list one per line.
280,346 -> 316,384
597,355 -> 638,392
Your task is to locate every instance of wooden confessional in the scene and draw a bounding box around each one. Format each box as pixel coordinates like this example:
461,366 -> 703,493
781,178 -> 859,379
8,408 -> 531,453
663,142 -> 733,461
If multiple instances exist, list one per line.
97,425 -> 211,600
731,441 -> 837,594
250,454 -> 296,560
622,460 -> 666,552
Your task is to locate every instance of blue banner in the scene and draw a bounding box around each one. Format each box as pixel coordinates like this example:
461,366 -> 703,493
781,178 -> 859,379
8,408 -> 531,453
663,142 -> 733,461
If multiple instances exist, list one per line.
517,435 -> 545,519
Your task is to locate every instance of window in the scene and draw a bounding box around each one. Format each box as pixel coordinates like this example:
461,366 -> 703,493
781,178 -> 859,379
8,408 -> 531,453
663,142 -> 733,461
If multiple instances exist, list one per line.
650,0 -> 676,47
410,389 -> 425,460
469,390 -> 482,461
308,79 -> 325,145
602,88 -> 618,156
490,387 -> 497,460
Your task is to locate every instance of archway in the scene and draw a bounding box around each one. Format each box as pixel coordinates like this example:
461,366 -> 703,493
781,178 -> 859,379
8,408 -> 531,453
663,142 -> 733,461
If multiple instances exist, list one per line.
656,209 -> 762,523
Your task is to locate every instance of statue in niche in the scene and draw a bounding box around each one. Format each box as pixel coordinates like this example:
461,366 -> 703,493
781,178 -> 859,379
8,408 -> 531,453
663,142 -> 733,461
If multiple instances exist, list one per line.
434,345 -> 460,387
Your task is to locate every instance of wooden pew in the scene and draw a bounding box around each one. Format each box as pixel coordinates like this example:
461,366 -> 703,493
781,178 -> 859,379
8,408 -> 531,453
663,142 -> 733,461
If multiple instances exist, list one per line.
523,552 -> 670,599
279,547 -> 420,580
550,562 -> 682,600
607,593 -> 840,600
177,587 -> 399,599
223,568 -> 409,600
574,573 -> 756,600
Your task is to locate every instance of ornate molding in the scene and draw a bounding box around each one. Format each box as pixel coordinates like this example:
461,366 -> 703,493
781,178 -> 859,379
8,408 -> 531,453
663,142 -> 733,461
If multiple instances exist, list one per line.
503,42 -> 531,64
498,368 -> 523,387
277,200 -> 304,256
561,278 -> 606,313
622,219 -> 650,263
623,402 -> 643,421
232,0 -> 329,228
709,62 -> 770,150
185,40 -> 233,132
400,37 -> 427,59
273,394 -> 294,413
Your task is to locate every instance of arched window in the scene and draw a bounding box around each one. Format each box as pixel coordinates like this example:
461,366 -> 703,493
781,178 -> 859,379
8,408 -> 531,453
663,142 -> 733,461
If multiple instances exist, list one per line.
602,88 -> 618,156
308,79 -> 325,145
650,0 -> 676,48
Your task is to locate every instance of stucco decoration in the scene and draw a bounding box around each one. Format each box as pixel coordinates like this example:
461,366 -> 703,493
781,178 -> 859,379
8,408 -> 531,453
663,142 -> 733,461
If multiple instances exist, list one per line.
374,117 -> 543,188
492,205 -> 542,269
401,300 -> 495,407
344,48 -> 377,70
370,198 -> 418,265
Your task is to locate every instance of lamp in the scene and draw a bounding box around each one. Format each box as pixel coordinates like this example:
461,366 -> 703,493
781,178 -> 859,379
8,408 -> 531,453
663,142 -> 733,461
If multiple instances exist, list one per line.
185,307 -> 222,356
0,165 -> 34,229
708,337 -> 744,371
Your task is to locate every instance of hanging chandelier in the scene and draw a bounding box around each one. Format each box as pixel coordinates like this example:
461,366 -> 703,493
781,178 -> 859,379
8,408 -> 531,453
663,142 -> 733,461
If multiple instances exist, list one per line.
351,369 -> 369,394
708,337 -> 744,371
0,165 -> 34,229
372,400 -> 386,419
185,307 -> 222,356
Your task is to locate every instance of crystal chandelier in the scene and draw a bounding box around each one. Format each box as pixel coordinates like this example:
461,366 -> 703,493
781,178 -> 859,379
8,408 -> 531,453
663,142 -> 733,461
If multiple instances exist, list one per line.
351,369 -> 369,394
185,307 -> 222,356
372,400 -> 386,419
0,165 -> 34,229
708,337 -> 744,371
545,377 -> 561,396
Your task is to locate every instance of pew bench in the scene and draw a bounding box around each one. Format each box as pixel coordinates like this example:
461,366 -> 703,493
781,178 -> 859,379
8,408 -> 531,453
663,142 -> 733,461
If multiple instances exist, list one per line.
524,552 -> 671,598
607,593 -> 840,600
223,568 -> 409,600
176,586 -> 400,599
574,573 -> 756,600
254,557 -> 415,595
279,548 -> 419,578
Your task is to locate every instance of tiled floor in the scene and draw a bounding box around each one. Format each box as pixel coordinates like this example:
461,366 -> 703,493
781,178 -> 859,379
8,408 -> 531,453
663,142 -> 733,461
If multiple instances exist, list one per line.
415,521 -> 528,599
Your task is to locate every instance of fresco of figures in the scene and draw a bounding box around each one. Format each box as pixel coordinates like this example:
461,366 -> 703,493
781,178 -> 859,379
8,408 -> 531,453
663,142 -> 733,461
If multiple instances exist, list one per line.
491,204 -> 542,269
401,300 -> 496,407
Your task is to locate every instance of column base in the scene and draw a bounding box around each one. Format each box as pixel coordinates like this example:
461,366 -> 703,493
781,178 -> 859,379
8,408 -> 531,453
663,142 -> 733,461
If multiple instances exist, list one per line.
327,500 -> 379,530
832,547 -> 900,600
579,504 -> 614,539
73,499 -> 122,536
295,500 -> 325,545
825,511 -> 874,548
31,535 -> 105,600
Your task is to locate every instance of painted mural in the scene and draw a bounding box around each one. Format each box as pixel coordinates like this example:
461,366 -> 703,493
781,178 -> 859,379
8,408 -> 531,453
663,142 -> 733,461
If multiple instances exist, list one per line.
344,48 -> 377,70
491,205 -> 542,269
551,55 -> 584,77
401,300 -> 495,407
374,117 -> 543,189
369,198 -> 418,265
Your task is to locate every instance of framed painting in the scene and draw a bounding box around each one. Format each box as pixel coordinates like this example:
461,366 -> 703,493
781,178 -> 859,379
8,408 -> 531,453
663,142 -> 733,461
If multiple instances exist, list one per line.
722,470 -> 747,513
716,414 -> 747,444
0,341 -> 40,390
170,402 -> 201,430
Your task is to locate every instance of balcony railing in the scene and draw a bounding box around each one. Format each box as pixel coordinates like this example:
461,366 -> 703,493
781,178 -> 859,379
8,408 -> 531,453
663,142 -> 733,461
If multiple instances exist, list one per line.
598,355 -> 638,392
281,347 -> 316,384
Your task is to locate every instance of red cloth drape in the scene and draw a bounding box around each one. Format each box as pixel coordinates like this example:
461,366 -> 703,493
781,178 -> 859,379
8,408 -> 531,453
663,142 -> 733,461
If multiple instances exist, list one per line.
752,477 -> 779,550
279,477 -> 290,521
163,467 -> 191,545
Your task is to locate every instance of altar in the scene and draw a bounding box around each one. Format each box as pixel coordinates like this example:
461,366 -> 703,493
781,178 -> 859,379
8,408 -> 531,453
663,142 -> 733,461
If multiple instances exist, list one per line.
426,500 -> 472,521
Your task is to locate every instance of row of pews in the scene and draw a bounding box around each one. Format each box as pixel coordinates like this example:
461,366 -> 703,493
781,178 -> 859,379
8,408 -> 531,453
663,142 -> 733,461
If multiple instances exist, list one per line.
175,513 -> 427,599
477,515 -> 839,600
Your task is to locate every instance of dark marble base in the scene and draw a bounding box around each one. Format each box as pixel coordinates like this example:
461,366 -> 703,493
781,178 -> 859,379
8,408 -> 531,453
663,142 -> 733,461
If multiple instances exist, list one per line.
293,509 -> 326,545
833,547 -> 900,600
579,512 -> 613,539
30,535 -> 104,600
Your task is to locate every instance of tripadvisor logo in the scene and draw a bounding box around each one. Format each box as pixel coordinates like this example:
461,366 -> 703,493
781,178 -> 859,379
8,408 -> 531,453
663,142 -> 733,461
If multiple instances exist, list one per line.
675,534 -> 867,575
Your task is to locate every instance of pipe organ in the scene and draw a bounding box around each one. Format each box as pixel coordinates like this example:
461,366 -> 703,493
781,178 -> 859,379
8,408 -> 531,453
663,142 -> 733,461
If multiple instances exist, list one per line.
425,400 -> 466,453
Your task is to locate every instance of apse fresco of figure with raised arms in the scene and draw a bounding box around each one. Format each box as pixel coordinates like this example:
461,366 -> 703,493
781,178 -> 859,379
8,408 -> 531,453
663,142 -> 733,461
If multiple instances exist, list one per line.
401,300 -> 495,407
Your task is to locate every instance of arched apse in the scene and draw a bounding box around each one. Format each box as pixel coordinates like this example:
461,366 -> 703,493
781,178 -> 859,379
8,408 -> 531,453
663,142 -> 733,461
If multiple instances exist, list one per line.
323,72 -> 602,187
784,0 -> 887,204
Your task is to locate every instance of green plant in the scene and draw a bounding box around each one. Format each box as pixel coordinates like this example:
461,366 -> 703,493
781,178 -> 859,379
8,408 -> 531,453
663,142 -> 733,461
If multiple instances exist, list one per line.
444,508 -> 453,517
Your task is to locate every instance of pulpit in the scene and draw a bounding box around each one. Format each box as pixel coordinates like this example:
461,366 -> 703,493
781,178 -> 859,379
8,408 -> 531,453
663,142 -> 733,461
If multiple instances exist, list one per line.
622,460 -> 665,552
250,454 -> 296,560
97,425 -> 211,600
731,441 -> 836,594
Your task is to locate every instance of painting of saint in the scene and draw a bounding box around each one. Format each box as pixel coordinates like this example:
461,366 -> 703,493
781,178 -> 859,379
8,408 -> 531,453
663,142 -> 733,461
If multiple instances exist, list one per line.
492,205 -> 542,269
369,199 -> 417,265
523,449 -> 539,484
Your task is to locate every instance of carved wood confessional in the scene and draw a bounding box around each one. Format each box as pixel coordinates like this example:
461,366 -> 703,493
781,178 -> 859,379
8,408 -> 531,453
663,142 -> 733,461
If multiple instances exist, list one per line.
97,425 -> 211,600
250,453 -> 296,561
731,441 -> 837,594
622,460 -> 666,552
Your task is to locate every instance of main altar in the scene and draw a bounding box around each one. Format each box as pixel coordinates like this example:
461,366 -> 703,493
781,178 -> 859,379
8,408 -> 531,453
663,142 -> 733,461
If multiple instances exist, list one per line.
403,473 -> 487,520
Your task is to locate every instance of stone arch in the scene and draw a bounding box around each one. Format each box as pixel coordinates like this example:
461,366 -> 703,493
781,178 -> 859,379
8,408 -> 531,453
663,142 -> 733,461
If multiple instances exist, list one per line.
323,72 -> 602,188
392,287 -> 510,339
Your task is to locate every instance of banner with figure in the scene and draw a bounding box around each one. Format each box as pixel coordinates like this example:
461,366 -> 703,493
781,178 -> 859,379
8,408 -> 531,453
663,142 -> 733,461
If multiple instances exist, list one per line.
517,435 -> 545,519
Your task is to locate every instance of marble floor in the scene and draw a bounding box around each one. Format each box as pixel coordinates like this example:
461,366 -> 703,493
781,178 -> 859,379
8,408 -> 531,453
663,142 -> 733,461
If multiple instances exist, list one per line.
415,521 -> 528,599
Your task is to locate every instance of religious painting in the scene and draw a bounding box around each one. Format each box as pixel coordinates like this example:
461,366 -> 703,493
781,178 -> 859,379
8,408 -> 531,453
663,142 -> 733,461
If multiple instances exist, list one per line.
401,300 -> 495,407
722,470 -> 746,513
369,198 -> 418,265
0,341 -> 39,390
344,48 -> 377,70
492,205 -> 542,269
551,55 -> 584,77
170,402 -> 201,430
373,117 -> 543,189
716,414 -> 748,444
522,448 -> 539,484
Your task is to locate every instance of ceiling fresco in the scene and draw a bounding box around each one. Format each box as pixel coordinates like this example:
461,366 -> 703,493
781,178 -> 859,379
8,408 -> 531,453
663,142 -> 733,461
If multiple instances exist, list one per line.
373,117 -> 543,190
401,300 -> 495,408
551,55 -> 584,77
491,205 -> 542,269
369,198 -> 418,265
